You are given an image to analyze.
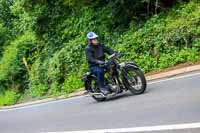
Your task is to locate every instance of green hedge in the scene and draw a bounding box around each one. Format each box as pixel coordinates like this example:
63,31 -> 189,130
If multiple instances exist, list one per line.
0,0 -> 199,106
115,1 -> 200,72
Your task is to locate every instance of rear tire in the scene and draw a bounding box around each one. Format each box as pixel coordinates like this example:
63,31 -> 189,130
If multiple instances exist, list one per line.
123,66 -> 146,94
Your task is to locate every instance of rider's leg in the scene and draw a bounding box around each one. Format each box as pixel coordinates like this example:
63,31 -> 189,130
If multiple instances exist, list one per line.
90,66 -> 105,88
90,66 -> 110,95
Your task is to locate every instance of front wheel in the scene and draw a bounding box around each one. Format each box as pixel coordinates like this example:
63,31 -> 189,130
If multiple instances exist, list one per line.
122,66 -> 146,94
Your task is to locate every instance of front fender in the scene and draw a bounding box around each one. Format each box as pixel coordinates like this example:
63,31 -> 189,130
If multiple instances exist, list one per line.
119,62 -> 138,69
82,72 -> 96,82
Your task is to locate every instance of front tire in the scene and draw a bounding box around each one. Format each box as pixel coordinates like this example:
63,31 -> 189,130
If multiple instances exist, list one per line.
123,66 -> 146,94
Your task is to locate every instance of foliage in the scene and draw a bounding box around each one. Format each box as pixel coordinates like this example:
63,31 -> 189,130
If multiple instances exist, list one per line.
62,73 -> 83,94
0,90 -> 20,107
115,1 -> 200,72
0,0 -> 199,106
0,31 -> 37,92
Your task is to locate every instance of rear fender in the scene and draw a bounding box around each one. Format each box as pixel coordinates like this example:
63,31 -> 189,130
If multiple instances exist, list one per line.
82,72 -> 96,82
82,72 -> 97,91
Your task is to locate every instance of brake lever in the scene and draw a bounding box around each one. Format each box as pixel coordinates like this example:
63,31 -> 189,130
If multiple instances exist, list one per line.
108,53 -> 116,59
116,53 -> 124,58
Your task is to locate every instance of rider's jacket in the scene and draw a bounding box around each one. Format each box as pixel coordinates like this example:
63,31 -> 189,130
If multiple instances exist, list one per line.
85,43 -> 115,68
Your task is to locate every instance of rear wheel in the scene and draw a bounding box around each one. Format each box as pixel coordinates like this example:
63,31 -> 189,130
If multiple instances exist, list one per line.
123,66 -> 146,94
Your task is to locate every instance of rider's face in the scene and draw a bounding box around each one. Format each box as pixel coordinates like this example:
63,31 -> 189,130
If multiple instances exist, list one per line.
90,38 -> 98,45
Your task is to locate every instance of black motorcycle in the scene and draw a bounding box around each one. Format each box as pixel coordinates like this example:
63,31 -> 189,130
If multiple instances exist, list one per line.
82,53 -> 146,102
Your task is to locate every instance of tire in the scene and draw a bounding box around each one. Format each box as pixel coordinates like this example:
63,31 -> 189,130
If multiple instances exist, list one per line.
123,66 -> 146,95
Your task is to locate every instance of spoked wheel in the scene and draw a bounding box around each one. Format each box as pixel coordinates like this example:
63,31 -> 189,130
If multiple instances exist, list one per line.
89,79 -> 106,102
123,66 -> 146,94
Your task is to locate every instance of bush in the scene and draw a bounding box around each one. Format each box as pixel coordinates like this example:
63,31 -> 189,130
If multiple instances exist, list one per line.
48,82 -> 62,96
29,58 -> 49,97
115,1 -> 200,72
62,74 -> 83,94
30,83 -> 47,98
0,31 -> 36,92
0,90 -> 20,107
0,0 -> 200,106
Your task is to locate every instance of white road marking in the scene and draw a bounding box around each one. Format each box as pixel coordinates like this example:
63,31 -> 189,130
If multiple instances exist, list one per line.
0,96 -> 85,112
148,72 -> 200,85
41,122 -> 200,133
0,72 -> 200,112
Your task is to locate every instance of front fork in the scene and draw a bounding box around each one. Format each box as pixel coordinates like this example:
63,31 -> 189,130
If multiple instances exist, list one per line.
119,66 -> 133,90
111,68 -> 126,92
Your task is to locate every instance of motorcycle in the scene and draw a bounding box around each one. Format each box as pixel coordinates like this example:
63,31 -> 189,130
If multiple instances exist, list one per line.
82,53 -> 147,102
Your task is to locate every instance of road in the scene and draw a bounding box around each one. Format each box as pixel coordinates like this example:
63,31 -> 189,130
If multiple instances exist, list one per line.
0,72 -> 200,133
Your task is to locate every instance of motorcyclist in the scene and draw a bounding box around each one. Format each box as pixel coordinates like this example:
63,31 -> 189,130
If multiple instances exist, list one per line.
85,32 -> 117,95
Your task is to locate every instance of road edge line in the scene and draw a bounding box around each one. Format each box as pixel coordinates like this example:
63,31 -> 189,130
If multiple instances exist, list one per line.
40,122 -> 200,133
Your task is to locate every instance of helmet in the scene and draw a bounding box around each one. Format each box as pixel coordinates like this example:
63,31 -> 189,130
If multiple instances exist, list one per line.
87,32 -> 98,40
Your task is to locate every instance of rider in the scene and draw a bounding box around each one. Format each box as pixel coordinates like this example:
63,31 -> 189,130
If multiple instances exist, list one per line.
85,32 -> 117,95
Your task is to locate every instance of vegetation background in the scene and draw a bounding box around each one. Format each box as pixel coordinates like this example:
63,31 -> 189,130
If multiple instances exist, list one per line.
0,0 -> 199,106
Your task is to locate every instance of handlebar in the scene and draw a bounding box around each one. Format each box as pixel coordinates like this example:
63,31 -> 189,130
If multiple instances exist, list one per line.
99,53 -> 123,68
108,53 -> 123,59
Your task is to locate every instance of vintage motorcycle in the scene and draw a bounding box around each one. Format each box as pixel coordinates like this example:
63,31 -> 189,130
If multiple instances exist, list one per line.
82,53 -> 146,102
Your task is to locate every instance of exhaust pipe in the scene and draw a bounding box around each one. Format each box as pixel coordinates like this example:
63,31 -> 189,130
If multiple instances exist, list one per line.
89,92 -> 106,97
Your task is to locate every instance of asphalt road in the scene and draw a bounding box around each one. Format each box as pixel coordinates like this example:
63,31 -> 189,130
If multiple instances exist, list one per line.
0,72 -> 200,133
